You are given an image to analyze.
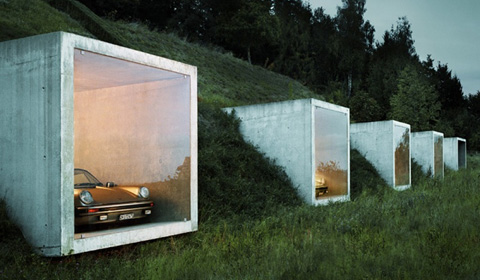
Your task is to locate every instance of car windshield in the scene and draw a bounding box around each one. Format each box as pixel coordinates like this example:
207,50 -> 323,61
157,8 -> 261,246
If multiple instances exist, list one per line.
74,169 -> 103,188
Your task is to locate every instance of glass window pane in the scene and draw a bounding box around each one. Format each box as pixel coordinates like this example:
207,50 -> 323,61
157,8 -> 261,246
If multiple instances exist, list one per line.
394,125 -> 410,186
314,107 -> 348,199
74,49 -> 191,234
434,134 -> 443,178
458,141 -> 466,168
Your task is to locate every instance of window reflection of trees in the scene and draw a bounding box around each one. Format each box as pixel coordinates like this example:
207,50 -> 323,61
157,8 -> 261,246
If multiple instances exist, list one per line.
315,160 -> 347,199
394,129 -> 410,186
144,157 -> 191,222
434,137 -> 443,177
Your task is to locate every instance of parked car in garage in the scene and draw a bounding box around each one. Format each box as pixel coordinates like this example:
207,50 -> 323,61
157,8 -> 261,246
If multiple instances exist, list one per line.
74,168 -> 154,227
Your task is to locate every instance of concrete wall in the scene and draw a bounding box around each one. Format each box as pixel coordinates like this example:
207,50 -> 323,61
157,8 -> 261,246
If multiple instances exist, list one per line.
351,120 -> 411,190
0,32 -> 198,256
0,32 -> 65,256
444,137 -> 467,170
411,131 -> 444,178
224,99 -> 350,205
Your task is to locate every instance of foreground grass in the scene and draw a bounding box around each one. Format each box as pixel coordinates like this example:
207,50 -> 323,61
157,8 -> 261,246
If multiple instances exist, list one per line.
1,156 -> 479,279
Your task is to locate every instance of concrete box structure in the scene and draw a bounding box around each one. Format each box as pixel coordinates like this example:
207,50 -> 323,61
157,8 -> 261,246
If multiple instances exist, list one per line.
411,131 -> 444,178
350,120 -> 411,190
444,137 -> 467,170
224,99 -> 350,206
0,32 -> 198,256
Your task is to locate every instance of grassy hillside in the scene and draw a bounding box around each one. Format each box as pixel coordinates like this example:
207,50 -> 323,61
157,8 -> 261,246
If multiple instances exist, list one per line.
0,0 -> 92,41
0,0 -> 317,107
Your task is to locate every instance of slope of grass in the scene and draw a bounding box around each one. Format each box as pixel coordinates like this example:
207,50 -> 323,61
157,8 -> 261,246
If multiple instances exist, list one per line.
47,0 -> 318,107
0,0 -> 92,42
197,104 -> 302,223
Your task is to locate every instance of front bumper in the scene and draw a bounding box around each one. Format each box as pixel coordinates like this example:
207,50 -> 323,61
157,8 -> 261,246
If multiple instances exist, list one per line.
75,200 -> 154,226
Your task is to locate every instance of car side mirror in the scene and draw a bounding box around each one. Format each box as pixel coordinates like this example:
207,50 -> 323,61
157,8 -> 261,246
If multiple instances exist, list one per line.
106,182 -> 115,187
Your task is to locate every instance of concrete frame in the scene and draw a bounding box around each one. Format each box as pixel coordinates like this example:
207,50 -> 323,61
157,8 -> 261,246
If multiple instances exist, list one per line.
350,120 -> 411,190
443,137 -> 467,170
0,32 -> 198,256
411,131 -> 444,178
224,99 -> 350,206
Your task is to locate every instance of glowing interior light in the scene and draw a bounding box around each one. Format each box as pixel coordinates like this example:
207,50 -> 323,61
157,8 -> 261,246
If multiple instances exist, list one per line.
316,177 -> 326,186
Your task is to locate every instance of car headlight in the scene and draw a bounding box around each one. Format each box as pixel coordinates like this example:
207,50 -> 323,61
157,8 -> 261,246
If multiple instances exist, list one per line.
79,190 -> 94,204
138,187 -> 150,198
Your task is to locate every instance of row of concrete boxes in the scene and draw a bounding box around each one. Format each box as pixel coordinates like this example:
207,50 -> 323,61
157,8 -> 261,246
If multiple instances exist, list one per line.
0,33 -> 467,256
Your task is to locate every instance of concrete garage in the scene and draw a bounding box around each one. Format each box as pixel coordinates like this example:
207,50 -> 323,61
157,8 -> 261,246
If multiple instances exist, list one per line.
444,137 -> 467,170
351,120 -> 411,190
0,32 -> 198,256
224,99 -> 350,206
411,131 -> 444,178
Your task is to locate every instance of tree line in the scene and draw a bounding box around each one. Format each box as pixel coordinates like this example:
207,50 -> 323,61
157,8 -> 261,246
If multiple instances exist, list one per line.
78,0 -> 480,151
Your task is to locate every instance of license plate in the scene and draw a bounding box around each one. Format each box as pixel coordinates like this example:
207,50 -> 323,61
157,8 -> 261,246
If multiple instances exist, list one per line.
119,213 -> 134,220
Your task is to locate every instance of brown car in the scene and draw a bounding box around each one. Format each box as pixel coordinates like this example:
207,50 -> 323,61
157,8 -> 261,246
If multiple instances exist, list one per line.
74,168 -> 154,226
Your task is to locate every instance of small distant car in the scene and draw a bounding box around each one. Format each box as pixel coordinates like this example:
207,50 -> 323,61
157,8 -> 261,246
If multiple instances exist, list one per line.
74,168 -> 154,226
315,177 -> 329,197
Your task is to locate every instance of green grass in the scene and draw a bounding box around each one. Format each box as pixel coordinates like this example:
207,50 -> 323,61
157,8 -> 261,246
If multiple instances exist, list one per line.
2,156 -> 480,279
0,0 -> 92,42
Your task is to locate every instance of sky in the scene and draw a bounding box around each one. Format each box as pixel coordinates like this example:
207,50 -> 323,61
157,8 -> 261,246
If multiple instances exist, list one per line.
306,0 -> 480,95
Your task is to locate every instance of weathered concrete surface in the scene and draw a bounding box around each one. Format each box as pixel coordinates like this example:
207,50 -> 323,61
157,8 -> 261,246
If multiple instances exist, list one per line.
350,120 -> 411,190
444,137 -> 467,170
224,99 -> 350,206
0,32 -> 198,256
411,131 -> 444,178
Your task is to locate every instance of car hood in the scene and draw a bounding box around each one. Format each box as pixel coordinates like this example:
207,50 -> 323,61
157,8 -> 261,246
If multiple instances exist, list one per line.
74,187 -> 145,207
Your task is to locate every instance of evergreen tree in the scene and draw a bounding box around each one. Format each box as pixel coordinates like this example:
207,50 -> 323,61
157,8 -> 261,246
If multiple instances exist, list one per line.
272,0 -> 314,81
335,0 -> 374,97
389,64 -> 440,131
367,17 -> 417,117
216,0 -> 279,64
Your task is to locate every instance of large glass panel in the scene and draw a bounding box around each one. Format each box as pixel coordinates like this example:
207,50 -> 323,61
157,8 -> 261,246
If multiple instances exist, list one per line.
434,134 -> 443,178
458,141 -> 466,168
394,125 -> 410,186
74,49 -> 191,235
314,107 -> 348,199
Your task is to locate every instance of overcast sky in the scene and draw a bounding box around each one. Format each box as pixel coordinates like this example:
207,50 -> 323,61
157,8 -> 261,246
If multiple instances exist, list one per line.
307,0 -> 480,95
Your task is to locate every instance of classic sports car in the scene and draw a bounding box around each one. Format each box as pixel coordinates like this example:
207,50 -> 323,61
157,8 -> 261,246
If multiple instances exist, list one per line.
315,177 -> 329,198
74,168 -> 154,226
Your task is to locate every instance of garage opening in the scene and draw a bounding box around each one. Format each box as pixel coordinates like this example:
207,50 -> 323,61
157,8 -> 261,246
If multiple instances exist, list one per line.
314,106 -> 348,200
434,134 -> 444,178
458,140 -> 467,168
73,49 -> 191,237
394,124 -> 410,187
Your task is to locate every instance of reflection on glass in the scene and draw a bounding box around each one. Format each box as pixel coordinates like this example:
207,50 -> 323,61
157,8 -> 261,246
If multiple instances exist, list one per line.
394,125 -> 410,186
458,141 -> 466,168
74,49 -> 191,233
314,107 -> 348,199
434,135 -> 443,178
